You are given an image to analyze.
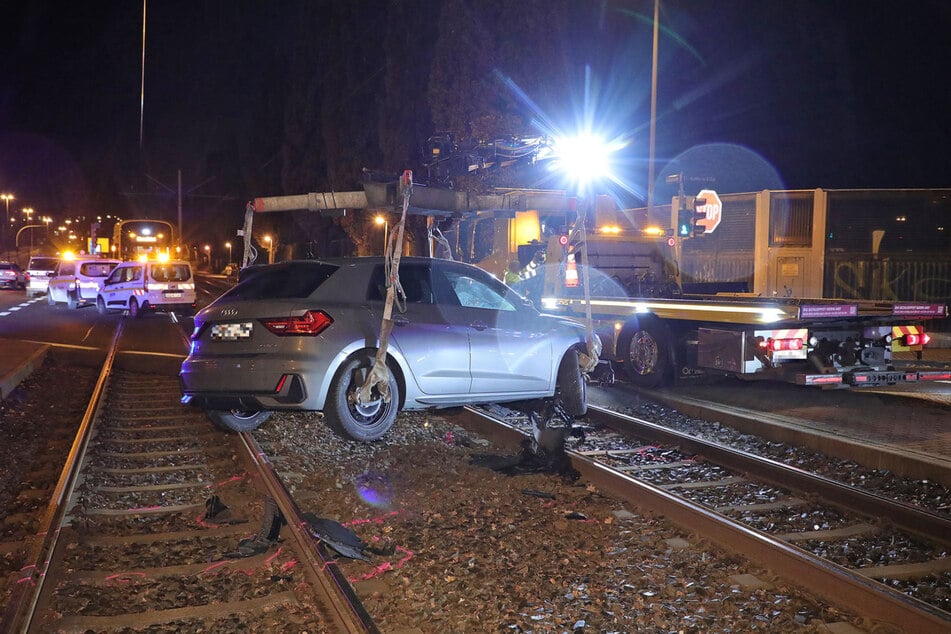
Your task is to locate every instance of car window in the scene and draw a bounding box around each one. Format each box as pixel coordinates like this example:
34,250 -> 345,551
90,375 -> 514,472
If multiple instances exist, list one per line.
367,264 -> 434,304
150,263 -> 191,282
80,262 -> 118,277
29,258 -> 58,270
443,270 -> 516,311
222,262 -> 339,300
57,262 -> 75,276
132,267 -> 143,281
105,268 -> 122,284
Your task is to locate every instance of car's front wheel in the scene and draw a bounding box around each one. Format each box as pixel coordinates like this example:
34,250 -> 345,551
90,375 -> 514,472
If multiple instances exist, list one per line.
129,297 -> 140,318
556,347 -> 587,417
324,353 -> 399,442
207,409 -> 273,432
96,296 -> 109,315
47,290 -> 56,306
67,290 -> 79,310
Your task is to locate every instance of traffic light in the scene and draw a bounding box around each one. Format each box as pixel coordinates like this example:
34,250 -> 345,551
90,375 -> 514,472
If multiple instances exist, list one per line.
691,197 -> 707,237
677,207 -> 693,237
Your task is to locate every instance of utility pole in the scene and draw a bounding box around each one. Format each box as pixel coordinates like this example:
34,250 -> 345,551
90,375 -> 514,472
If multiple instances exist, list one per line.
646,0 -> 659,218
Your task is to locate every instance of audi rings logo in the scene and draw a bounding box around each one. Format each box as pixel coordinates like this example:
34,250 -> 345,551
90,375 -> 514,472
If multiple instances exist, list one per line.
221,308 -> 239,317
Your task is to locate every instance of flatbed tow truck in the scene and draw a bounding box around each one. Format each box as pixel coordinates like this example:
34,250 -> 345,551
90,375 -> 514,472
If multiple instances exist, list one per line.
240,171 -> 948,391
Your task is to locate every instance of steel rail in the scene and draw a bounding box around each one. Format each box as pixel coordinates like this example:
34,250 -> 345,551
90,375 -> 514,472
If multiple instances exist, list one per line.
2,321 -> 124,633
583,404 -> 951,546
635,387 -> 951,484
455,405 -> 951,634
238,432 -> 380,634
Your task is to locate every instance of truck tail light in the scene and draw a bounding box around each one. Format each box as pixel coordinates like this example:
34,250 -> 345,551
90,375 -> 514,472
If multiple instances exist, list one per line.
260,310 -> 333,336
902,332 -> 930,347
764,337 -> 803,352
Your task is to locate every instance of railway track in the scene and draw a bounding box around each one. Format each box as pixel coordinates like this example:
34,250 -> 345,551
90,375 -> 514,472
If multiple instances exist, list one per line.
3,313 -> 948,631
3,324 -> 377,633
453,399 -> 951,633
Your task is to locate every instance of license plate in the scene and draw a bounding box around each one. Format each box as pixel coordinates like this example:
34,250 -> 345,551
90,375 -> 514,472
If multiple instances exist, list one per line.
164,291 -> 183,298
211,322 -> 253,340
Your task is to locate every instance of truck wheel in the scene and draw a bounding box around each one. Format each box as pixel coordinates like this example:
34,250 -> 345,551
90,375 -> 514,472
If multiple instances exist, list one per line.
556,347 -> 587,417
67,291 -> 79,310
621,320 -> 672,387
207,409 -> 272,432
324,353 -> 399,442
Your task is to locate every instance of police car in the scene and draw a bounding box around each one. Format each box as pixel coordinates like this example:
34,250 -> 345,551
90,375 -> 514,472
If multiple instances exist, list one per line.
97,258 -> 197,317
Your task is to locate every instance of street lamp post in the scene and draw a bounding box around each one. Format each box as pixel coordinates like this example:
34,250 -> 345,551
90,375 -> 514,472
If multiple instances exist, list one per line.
0,193 -> 13,251
22,208 -> 35,256
374,215 -> 388,255
225,241 -> 232,264
203,244 -> 211,268
263,235 -> 273,264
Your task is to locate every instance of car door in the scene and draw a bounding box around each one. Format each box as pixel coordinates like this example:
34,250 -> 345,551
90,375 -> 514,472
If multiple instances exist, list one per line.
371,262 -> 471,396
49,261 -> 75,302
436,261 -> 553,395
101,266 -> 128,309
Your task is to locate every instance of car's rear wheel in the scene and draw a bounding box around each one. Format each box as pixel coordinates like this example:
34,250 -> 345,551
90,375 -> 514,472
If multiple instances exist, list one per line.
129,297 -> 140,318
67,291 -> 79,310
556,347 -> 587,417
47,290 -> 56,306
324,353 -> 399,442
96,296 -> 108,315
207,409 -> 273,432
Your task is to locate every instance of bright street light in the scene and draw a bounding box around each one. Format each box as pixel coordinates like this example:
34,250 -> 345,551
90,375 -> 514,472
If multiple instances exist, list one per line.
551,133 -> 627,196
225,241 -> 232,263
374,215 -> 388,254
263,235 -> 273,264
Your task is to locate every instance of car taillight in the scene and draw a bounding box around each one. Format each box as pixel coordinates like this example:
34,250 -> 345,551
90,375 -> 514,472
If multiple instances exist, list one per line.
260,310 -> 333,336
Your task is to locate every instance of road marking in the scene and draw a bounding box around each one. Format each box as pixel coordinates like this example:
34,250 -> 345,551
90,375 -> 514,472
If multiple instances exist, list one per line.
0,296 -> 43,317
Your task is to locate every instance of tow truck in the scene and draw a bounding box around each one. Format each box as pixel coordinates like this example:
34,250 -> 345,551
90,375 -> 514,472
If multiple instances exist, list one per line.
240,178 -> 948,390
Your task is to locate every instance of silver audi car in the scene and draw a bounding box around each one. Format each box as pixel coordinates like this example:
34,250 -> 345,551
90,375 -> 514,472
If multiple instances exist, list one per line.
180,257 -> 589,441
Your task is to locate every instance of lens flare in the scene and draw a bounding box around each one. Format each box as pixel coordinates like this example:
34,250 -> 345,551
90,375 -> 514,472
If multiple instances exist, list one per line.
356,472 -> 394,507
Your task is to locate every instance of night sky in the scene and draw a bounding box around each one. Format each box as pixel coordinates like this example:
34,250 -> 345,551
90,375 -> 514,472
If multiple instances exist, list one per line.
1,1 -> 949,239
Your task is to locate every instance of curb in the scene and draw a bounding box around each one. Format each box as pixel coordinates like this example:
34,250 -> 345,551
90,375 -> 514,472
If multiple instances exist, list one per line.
0,343 -> 49,400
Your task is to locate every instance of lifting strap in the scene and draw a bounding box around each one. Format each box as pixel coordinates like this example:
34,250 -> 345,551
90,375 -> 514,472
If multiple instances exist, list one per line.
357,170 -> 413,405
571,204 -> 601,372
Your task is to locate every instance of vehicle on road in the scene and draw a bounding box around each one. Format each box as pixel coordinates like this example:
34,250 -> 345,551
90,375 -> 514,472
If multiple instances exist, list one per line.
97,259 -> 196,317
0,262 -> 26,290
48,257 -> 121,309
180,257 -> 589,441
25,255 -> 59,297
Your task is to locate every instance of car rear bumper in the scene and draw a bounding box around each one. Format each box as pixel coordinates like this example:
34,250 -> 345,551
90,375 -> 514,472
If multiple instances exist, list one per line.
180,354 -> 332,410
181,372 -> 309,410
